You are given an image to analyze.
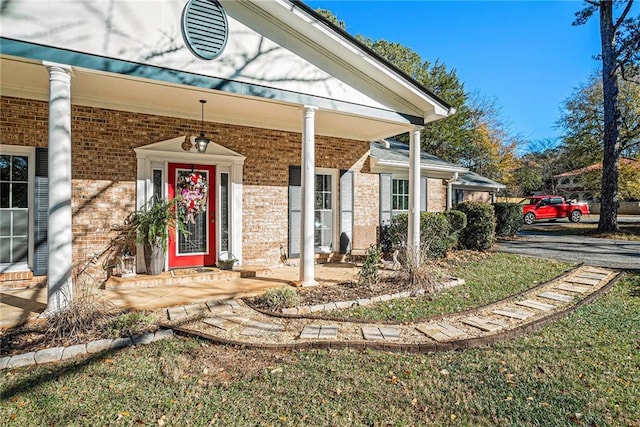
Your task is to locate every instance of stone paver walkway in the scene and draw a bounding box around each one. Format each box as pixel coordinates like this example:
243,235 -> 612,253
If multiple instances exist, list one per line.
3,265 -> 623,370
163,265 -> 622,353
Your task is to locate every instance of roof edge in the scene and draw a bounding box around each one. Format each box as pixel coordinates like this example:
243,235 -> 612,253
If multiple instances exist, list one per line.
290,0 -> 453,115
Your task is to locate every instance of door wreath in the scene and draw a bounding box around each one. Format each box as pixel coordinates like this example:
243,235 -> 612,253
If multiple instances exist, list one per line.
178,171 -> 209,224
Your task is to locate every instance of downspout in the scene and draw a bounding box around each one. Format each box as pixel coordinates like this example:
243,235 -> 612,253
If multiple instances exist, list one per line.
445,172 -> 459,210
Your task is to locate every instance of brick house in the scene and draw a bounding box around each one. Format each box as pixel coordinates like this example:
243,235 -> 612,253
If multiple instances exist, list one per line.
371,139 -> 505,223
553,158 -> 640,202
0,0 -> 455,308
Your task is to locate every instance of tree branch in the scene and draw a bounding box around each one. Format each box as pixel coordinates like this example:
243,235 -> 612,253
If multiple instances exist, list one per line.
614,0 -> 634,31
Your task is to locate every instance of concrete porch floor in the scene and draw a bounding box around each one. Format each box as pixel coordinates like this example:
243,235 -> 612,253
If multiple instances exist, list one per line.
0,264 -> 361,329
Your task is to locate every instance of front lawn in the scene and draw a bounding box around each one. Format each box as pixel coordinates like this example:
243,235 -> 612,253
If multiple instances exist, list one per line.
2,259 -> 638,426
330,253 -> 573,321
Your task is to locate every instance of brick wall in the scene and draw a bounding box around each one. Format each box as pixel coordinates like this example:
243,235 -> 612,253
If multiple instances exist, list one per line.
461,191 -> 492,204
352,154 -> 379,250
428,178 -> 447,212
1,96 -> 379,285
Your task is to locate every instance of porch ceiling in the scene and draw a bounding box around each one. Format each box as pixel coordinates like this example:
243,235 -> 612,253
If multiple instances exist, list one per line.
0,55 -> 411,141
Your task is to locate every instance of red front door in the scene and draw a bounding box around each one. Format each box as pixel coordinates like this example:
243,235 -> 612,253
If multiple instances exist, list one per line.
168,163 -> 216,268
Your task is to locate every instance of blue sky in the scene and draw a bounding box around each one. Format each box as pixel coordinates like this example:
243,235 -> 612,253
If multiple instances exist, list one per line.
306,0 -> 611,149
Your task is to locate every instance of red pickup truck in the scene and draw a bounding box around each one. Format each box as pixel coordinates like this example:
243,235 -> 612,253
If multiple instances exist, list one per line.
522,196 -> 590,225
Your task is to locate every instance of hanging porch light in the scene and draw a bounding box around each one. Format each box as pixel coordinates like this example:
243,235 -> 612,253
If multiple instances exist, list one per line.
194,99 -> 211,153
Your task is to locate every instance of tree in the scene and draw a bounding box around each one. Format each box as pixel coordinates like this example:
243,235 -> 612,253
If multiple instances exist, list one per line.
315,8 -> 346,30
558,74 -> 640,169
318,7 -> 522,186
573,0 -> 640,232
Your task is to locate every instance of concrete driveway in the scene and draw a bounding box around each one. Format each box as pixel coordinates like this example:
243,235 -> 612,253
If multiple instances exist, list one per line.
494,216 -> 640,271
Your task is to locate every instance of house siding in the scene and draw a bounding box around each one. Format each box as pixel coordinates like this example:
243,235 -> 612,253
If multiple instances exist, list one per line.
1,96 -> 378,286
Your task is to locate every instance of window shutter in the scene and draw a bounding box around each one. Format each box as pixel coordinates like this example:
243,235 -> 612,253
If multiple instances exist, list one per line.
379,173 -> 392,225
420,176 -> 428,212
288,166 -> 301,257
339,170 -> 353,254
33,148 -> 48,276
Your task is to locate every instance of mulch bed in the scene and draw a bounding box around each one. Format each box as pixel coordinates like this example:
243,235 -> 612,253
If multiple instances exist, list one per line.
244,274 -> 422,312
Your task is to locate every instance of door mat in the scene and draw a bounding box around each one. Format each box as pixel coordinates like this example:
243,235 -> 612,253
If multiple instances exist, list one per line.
170,267 -> 220,277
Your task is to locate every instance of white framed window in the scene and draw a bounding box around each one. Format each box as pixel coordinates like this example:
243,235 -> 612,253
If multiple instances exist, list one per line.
392,178 -> 409,215
0,146 -> 35,272
314,170 -> 337,252
218,169 -> 230,253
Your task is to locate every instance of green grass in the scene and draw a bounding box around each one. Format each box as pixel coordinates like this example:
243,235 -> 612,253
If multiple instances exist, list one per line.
2,273 -> 638,426
330,253 -> 574,321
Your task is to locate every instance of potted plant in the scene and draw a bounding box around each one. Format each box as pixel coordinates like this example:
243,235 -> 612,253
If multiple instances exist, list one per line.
131,198 -> 186,275
217,251 -> 237,270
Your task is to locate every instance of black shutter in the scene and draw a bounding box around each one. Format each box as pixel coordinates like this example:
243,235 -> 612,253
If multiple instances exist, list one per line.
339,170 -> 353,254
420,176 -> 428,212
288,166 -> 301,257
379,173 -> 392,225
33,148 -> 48,276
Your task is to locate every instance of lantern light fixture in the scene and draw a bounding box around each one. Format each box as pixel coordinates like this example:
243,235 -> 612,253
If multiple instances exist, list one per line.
194,99 -> 210,153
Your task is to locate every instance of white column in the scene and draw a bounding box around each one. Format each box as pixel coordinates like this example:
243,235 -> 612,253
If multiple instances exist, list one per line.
300,106 -> 318,286
44,62 -> 73,313
408,126 -> 422,265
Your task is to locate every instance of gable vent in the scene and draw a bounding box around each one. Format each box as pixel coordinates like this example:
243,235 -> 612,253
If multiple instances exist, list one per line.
181,0 -> 228,60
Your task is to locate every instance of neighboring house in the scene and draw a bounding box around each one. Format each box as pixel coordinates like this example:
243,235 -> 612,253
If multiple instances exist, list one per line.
0,0 -> 455,297
452,171 -> 506,205
553,158 -> 640,201
370,139 -> 504,228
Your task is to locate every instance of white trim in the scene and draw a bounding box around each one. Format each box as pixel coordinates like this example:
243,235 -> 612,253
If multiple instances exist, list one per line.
371,158 -> 468,174
217,166 -> 230,256
0,145 -> 35,273
314,167 -> 339,253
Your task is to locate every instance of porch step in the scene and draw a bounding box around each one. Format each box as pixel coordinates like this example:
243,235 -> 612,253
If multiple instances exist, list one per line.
232,265 -> 273,278
103,269 -> 242,289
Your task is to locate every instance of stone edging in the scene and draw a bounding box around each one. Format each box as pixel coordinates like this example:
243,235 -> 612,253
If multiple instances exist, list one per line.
168,270 -> 624,353
0,329 -> 174,370
246,264 -> 586,324
278,278 -> 466,316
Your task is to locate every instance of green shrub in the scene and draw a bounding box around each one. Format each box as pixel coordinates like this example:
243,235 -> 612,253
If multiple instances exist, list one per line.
259,287 -> 300,311
456,201 -> 496,250
443,209 -> 467,248
493,202 -> 524,237
358,244 -> 382,287
419,213 -> 454,258
379,212 -> 457,259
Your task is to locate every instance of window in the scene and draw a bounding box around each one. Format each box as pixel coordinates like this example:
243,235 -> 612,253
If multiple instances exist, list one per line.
392,179 -> 409,214
220,172 -> 229,252
288,167 -> 338,256
315,174 -> 333,251
0,153 -> 30,266
152,169 -> 163,201
455,189 -> 464,205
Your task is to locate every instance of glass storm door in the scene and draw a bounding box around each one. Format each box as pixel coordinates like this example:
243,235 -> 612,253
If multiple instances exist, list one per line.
168,163 -> 216,268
